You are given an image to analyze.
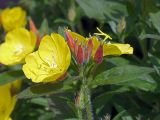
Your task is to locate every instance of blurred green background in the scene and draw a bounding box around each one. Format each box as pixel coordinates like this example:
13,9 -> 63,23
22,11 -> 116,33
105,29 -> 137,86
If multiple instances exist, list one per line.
1,0 -> 160,120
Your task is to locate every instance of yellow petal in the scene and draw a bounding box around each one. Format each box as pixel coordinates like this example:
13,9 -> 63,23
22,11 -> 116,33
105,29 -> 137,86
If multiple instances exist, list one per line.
23,33 -> 71,83
0,80 -> 21,120
67,31 -> 87,44
1,6 -> 26,31
103,43 -> 133,56
0,28 -> 36,65
91,36 -> 133,56
91,36 -> 100,56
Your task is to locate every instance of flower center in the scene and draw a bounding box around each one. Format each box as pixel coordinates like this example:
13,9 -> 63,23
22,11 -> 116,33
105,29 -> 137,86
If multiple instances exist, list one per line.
14,45 -> 24,55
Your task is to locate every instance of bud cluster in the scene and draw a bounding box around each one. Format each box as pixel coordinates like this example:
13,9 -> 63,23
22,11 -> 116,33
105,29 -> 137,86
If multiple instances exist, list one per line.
65,31 -> 103,65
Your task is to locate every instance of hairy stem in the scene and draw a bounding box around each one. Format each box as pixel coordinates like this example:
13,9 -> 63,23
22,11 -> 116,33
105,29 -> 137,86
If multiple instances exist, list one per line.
76,70 -> 94,120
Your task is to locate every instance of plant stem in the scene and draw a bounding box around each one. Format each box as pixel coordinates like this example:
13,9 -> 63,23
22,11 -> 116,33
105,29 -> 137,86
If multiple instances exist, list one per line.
76,70 -> 94,120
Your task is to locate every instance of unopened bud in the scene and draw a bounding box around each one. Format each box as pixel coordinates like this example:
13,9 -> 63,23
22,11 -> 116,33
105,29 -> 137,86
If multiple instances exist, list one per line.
68,6 -> 76,21
29,18 -> 41,46
76,45 -> 84,65
94,45 -> 103,64
87,39 -> 93,59
117,17 -> 126,33
65,31 -> 75,53
84,39 -> 93,62
29,18 -> 38,34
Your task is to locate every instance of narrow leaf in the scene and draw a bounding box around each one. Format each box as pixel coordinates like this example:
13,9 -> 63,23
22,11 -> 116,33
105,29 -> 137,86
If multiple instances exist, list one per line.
0,70 -> 25,85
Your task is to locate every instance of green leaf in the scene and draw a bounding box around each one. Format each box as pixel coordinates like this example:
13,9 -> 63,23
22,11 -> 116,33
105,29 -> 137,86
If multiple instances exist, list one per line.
58,26 -> 67,39
148,53 -> 160,76
139,34 -> 160,40
106,57 -> 130,66
39,18 -> 49,35
17,76 -> 79,99
93,86 -> 130,109
76,0 -> 127,21
150,11 -> 160,34
113,104 -> 134,120
108,21 -> 117,34
17,82 -> 72,99
0,70 -> 25,85
65,118 -> 79,120
30,97 -> 49,107
91,65 -> 154,88
120,74 -> 157,91
54,18 -> 71,25
113,110 -> 134,120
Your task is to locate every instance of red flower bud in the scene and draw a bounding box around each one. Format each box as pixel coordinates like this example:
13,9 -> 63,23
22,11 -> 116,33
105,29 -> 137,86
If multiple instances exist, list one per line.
84,47 -> 89,62
84,39 -> 93,62
94,45 -> 103,64
29,18 -> 41,47
87,39 -> 93,60
29,18 -> 38,35
76,45 -> 84,65
65,31 -> 75,53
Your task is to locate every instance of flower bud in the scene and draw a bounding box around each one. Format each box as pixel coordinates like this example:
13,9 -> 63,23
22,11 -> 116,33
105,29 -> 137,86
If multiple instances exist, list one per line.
94,45 -> 103,64
87,39 -> 93,59
29,18 -> 38,35
65,31 -> 75,53
29,18 -> 41,46
84,39 -> 93,62
76,45 -> 84,65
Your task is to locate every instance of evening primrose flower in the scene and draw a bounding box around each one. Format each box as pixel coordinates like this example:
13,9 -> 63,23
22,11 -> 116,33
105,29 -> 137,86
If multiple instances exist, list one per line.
0,28 -> 36,65
0,80 -> 21,120
22,33 -> 71,83
1,6 -> 26,31
65,28 -> 133,64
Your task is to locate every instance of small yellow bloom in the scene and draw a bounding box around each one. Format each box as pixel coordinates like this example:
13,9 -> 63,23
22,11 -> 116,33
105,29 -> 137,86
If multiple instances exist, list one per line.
1,6 -> 26,31
0,80 -> 21,120
0,28 -> 36,65
23,33 -> 71,83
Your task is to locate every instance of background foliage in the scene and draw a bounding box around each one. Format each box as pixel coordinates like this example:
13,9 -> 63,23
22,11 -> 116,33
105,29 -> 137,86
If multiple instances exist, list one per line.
1,0 -> 160,119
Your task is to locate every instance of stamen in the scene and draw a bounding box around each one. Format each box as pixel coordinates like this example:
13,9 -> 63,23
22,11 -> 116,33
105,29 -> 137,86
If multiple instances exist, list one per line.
94,27 -> 112,42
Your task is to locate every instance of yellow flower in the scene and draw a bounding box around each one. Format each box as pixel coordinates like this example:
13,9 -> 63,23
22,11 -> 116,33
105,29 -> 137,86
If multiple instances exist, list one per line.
1,6 -> 26,31
22,33 -> 71,83
0,80 -> 21,120
66,30 -> 133,57
0,28 -> 36,65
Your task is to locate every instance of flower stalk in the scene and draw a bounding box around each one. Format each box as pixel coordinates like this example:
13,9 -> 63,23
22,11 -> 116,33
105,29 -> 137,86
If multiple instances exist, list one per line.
76,69 -> 94,120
